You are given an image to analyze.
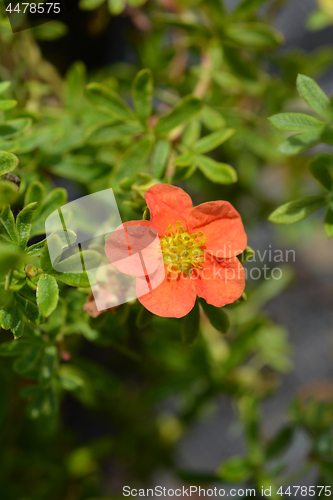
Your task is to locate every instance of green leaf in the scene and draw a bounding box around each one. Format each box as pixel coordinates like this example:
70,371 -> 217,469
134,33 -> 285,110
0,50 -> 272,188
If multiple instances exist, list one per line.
0,119 -> 31,139
296,74 -> 333,121
40,345 -> 58,387
0,100 -> 16,111
266,426 -> 294,459
85,121 -> 144,146
307,9 -> 332,31
108,0 -> 126,14
269,113 -> 325,133
0,243 -> 23,273
151,139 -> 171,178
39,188 -> 67,220
31,188 -> 67,237
52,271 -> 91,288
308,154 -> 333,191
16,294 -> 42,324
13,345 -> 42,374
40,298 -> 66,340
16,202 -> 39,249
64,321 -> 99,341
19,283 -> 37,301
58,364 -> 85,391
55,250 -> 102,273
79,0 -> 104,10
0,339 -> 36,356
10,279 -> 26,292
41,235 -> 62,273
225,23 -> 283,49
269,195 -> 327,224
156,13 -> 209,35
0,82 -> 11,94
193,129 -> 235,154
31,21 -> 68,40
25,240 -> 46,257
196,155 -> 237,184
0,151 -> 19,176
132,69 -> 153,126
200,106 -> 226,131
278,130 -> 323,156
0,205 -> 18,242
217,456 -> 253,482
174,152 -> 194,167
182,120 -> 201,147
64,61 -> 86,108
55,229 -> 78,248
24,181 -> 45,208
172,164 -> 196,182
114,136 -> 153,183
181,301 -> 200,346
11,308 -> 24,339
26,229 -> 76,257
232,0 -> 268,20
199,299 -> 230,333
85,83 -> 134,121
239,246 -> 255,264
324,203 -> 333,239
0,180 -> 19,206
0,308 -> 13,330
37,275 -> 59,317
128,0 -> 145,6
155,96 -> 203,136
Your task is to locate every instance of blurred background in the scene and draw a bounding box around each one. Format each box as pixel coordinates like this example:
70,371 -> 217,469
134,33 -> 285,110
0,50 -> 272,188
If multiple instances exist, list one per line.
1,0 -> 333,498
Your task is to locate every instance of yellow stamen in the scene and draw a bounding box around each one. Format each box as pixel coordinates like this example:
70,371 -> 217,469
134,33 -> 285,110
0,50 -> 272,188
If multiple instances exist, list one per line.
160,221 -> 206,276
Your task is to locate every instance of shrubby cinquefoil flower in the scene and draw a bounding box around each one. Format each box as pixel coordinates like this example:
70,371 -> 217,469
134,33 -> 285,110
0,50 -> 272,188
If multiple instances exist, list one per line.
106,184 -> 247,318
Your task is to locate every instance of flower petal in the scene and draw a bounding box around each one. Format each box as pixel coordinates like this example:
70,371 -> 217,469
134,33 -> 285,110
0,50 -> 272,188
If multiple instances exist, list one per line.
187,201 -> 247,258
137,266 -> 197,318
191,255 -> 245,307
105,220 -> 162,276
145,184 -> 193,236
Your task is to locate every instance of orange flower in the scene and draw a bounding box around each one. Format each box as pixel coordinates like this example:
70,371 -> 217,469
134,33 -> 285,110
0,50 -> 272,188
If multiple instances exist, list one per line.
107,184 -> 247,318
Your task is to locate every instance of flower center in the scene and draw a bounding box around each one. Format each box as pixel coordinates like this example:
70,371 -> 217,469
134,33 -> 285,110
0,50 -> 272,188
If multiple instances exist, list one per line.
160,221 -> 207,276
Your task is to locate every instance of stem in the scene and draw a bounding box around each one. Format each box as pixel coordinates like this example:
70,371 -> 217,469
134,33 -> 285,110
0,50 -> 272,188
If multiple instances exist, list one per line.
193,52 -> 213,98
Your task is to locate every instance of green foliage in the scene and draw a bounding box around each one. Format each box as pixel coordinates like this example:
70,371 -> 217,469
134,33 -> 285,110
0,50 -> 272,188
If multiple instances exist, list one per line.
296,74 -> 333,120
269,112 -> 325,133
307,9 -> 332,31
154,96 -> 203,136
218,456 -> 253,482
16,202 -> 39,248
270,75 -> 333,156
309,154 -> 333,190
269,195 -> 327,224
36,275 -> 59,317
181,300 -> 200,346
0,0 -> 332,497
195,156 -> 237,184
269,75 -> 333,237
85,83 -> 135,120
265,425 -> 294,459
225,23 -> 283,49
0,151 -> 18,175
200,299 -> 230,333
324,202 -> 333,238
31,21 -> 68,40
132,69 -> 153,127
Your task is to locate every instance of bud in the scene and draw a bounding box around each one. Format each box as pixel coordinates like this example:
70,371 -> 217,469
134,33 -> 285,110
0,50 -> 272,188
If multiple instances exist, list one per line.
25,264 -> 38,278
